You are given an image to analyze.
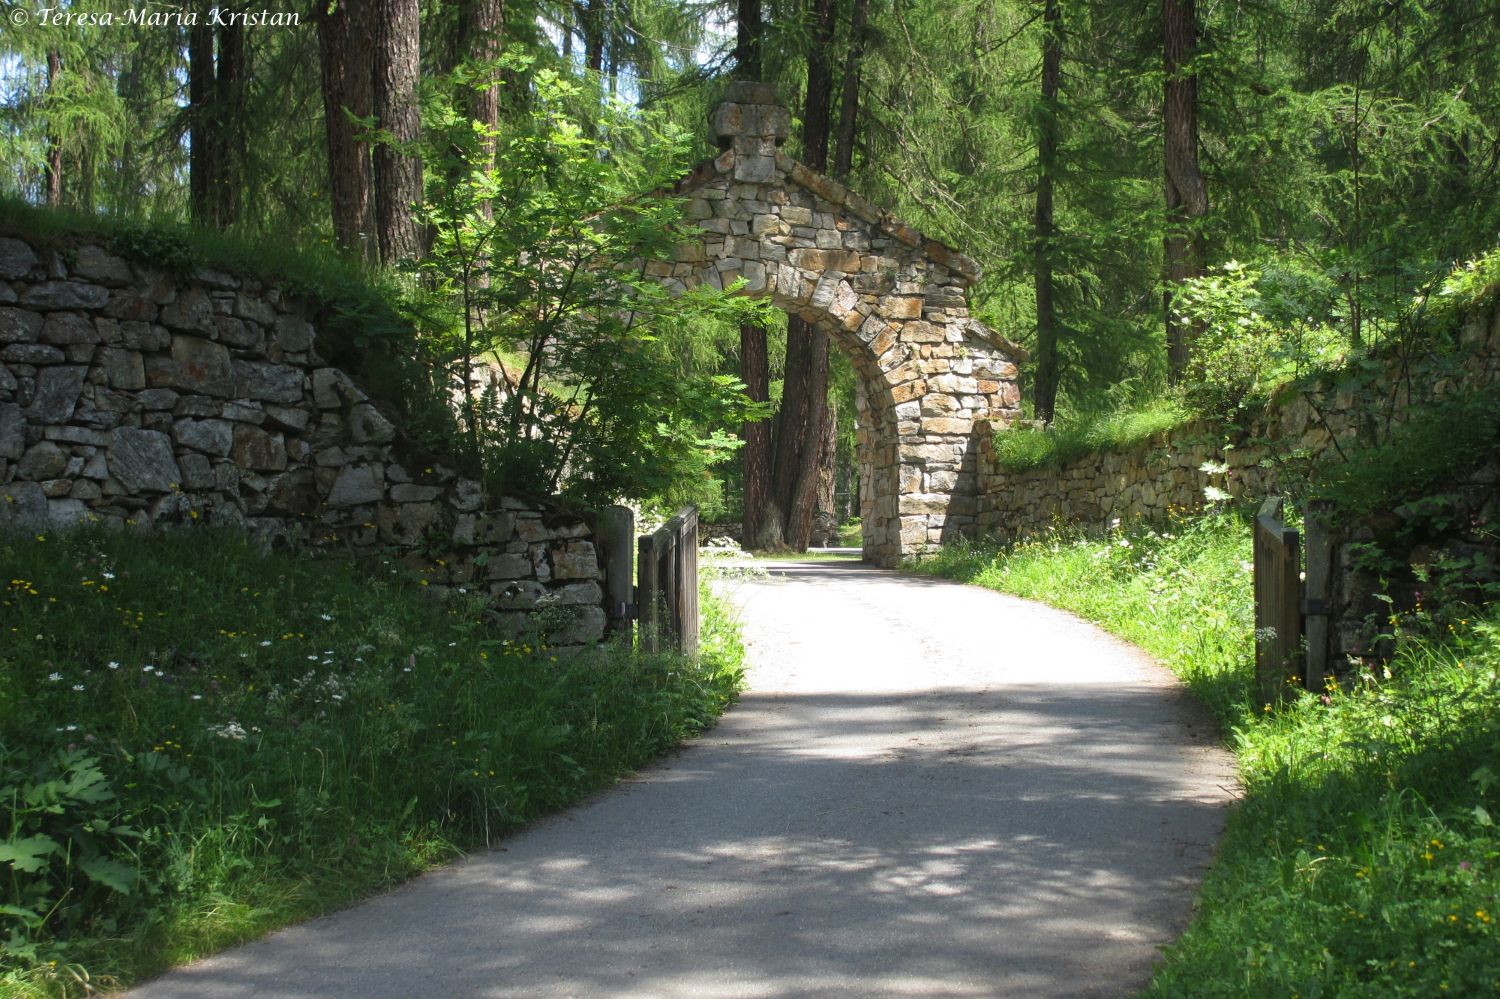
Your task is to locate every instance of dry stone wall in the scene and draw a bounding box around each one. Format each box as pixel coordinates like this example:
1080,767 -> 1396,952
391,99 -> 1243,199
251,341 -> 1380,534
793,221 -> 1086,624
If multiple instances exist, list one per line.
975,301 -> 1500,539
0,234 -> 607,648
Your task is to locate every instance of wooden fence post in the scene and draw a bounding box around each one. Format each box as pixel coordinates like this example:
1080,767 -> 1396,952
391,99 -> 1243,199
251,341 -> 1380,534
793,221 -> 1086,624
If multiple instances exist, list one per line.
598,505 -> 635,639
1302,499 -> 1334,694
633,506 -> 699,656
1254,497 -> 1303,707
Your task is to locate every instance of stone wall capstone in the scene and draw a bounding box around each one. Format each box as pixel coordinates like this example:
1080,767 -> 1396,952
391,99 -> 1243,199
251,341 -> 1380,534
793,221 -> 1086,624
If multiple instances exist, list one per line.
0,234 -> 608,649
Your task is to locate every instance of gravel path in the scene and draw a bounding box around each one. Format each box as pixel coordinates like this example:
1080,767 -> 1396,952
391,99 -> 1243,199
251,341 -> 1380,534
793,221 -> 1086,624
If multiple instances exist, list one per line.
127,558 -> 1236,998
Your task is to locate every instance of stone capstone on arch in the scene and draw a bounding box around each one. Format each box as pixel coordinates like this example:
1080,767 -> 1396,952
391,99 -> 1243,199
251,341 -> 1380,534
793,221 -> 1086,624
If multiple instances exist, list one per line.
653,81 -> 1025,566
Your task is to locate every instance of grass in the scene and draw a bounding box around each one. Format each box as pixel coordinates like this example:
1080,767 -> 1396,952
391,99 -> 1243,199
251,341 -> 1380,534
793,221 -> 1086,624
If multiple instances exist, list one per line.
915,512 -> 1500,996
0,525 -> 745,997
992,398 -> 1191,472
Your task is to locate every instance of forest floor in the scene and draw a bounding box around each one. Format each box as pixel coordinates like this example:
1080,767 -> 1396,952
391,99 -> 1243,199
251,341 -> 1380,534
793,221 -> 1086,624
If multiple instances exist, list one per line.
125,558 -> 1233,998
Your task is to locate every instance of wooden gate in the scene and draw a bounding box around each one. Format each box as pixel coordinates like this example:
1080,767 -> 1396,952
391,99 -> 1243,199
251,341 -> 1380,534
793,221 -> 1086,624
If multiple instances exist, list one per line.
1253,497 -> 1302,706
637,506 -> 699,655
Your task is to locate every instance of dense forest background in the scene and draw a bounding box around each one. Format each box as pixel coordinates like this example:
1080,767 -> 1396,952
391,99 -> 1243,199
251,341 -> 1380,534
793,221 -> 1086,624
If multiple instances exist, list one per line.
4,0 -> 1499,547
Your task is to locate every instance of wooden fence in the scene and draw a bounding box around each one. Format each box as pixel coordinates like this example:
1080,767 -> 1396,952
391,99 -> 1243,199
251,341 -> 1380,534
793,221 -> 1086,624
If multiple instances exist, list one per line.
637,505 -> 699,655
1253,497 -> 1337,706
1253,497 -> 1302,706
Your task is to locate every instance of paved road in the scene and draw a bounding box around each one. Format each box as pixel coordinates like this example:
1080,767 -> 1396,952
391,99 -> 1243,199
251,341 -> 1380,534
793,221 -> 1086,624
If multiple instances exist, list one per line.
128,558 -> 1236,998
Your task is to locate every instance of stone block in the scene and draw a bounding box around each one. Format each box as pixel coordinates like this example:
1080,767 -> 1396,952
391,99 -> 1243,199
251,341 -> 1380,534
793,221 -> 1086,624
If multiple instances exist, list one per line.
326,464 -> 383,506
272,312 -> 316,352
158,335 -> 233,395
231,424 -> 287,472
28,365 -> 87,422
73,246 -> 133,285
231,360 -> 303,403
41,313 -> 99,345
107,427 -> 180,493
0,307 -> 42,344
17,441 -> 67,480
348,402 -> 396,444
2,343 -> 62,364
391,483 -> 441,502
179,452 -> 214,490
173,418 -> 234,456
0,405 -> 21,460
550,540 -> 599,580
788,248 -> 861,273
21,282 -> 108,311
0,238 -> 39,280
160,287 -> 214,331
312,368 -> 365,408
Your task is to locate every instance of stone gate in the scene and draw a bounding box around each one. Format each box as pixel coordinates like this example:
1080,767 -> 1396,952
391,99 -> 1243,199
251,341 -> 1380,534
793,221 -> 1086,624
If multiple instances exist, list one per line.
655,82 -> 1024,566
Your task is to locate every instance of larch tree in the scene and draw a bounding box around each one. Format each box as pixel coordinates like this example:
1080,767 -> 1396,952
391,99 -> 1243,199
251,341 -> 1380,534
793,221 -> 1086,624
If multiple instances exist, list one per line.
1031,0 -> 1061,422
736,0 -> 775,550
1162,0 -> 1207,380
374,0 -> 423,265
765,0 -> 838,552
316,0 -> 375,259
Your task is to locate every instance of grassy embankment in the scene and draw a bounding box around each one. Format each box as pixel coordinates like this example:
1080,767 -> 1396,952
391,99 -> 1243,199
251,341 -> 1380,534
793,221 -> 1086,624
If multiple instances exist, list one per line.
0,526 -> 745,997
917,512 -> 1499,997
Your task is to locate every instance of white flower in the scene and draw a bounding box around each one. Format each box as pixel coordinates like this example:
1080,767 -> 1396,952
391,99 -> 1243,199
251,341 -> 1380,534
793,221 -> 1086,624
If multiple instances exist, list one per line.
143,665 -> 154,672
102,571 -> 115,580
260,640 -> 272,647
72,684 -> 85,692
48,672 -> 63,682
319,613 -> 333,621
107,661 -> 120,670
191,694 -> 203,701
207,721 -> 248,740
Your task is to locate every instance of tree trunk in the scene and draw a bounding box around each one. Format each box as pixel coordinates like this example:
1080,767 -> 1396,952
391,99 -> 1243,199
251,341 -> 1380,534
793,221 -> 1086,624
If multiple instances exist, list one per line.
43,49 -> 62,208
766,0 -> 838,551
189,22 -> 215,226
832,0 -> 869,180
813,396 -> 837,542
733,0 -> 762,79
736,0 -> 772,548
1033,0 -> 1062,422
214,15 -> 247,228
374,0 -> 423,266
460,0 -> 505,163
583,0 -> 606,74
317,0 -> 375,259
741,322 -> 771,546
1162,0 -> 1207,381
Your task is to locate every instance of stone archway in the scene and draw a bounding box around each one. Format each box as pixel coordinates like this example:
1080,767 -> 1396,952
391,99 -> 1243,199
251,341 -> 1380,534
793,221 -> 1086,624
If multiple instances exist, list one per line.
655,82 -> 1024,567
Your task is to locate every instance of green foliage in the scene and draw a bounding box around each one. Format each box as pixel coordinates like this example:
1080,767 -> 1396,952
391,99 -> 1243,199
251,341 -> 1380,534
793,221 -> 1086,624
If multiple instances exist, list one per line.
1147,615 -> 1500,998
411,69 -> 772,507
1316,390 -> 1500,523
1173,261 -> 1347,423
991,397 -> 1190,472
917,513 -> 1500,996
0,526 -> 744,993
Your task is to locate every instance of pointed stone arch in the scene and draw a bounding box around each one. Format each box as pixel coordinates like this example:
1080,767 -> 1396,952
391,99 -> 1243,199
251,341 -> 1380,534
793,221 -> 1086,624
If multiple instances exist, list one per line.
654,83 -> 1025,566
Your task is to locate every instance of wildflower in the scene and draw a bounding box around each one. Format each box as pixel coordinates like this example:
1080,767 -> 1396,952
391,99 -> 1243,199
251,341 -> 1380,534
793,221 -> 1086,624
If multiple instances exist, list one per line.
72,684 -> 85,692
107,661 -> 120,670
48,672 -> 63,682
207,721 -> 247,740
191,694 -> 203,701
319,613 -> 333,621
260,640 -> 272,647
